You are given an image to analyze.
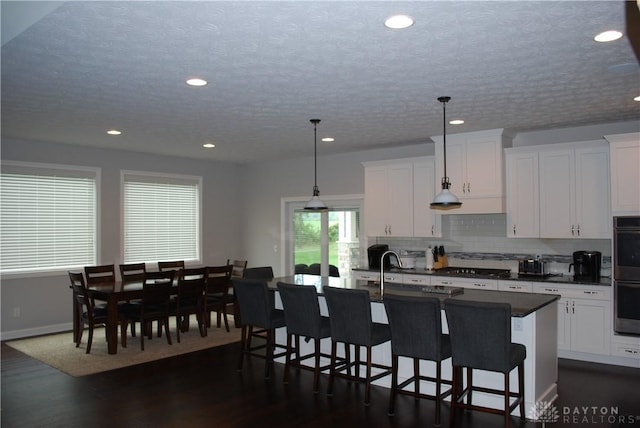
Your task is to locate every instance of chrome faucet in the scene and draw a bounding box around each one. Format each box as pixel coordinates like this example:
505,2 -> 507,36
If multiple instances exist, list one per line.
380,250 -> 402,297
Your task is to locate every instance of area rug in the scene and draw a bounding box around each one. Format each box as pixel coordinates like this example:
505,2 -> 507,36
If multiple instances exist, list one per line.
6,316 -> 241,377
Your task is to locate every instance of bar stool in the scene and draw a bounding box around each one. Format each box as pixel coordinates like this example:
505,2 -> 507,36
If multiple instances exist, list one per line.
233,278 -> 286,379
276,282 -> 334,393
444,299 -> 526,428
322,285 -> 392,405
383,294 -> 452,426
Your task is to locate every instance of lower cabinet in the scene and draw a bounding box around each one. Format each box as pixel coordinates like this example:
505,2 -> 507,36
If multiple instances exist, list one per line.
534,283 -> 611,356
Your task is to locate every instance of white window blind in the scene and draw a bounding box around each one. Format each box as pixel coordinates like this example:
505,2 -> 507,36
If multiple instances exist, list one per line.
1,162 -> 98,274
123,172 -> 201,264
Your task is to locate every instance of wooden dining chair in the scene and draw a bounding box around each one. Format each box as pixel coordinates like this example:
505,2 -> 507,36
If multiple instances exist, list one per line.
227,259 -> 247,279
84,264 -> 116,285
119,262 -> 146,283
125,270 -> 175,351
158,260 -> 185,279
69,271 -> 128,353
172,267 -> 207,343
226,260 -> 247,327
205,265 -> 233,333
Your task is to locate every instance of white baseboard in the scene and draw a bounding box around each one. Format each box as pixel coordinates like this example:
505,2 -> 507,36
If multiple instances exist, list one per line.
1,322 -> 72,342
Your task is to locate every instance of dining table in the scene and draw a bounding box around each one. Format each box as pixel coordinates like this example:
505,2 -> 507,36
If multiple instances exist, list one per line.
77,280 -> 175,354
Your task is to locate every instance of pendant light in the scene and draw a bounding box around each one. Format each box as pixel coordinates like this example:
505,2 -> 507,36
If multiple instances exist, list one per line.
304,119 -> 328,210
431,96 -> 462,209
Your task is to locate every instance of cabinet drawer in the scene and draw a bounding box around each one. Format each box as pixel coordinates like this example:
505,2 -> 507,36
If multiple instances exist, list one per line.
532,283 -> 610,300
382,273 -> 403,283
611,345 -> 640,360
352,271 -> 380,281
498,281 -> 533,293
402,274 -> 431,286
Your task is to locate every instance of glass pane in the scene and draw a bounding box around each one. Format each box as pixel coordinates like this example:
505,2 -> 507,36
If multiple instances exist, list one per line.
293,208 -> 360,277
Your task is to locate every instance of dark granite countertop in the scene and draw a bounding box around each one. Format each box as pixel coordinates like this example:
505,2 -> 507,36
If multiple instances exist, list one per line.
352,267 -> 611,287
270,274 -> 560,318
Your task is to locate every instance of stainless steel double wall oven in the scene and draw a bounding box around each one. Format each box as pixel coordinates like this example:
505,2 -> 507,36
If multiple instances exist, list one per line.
613,216 -> 640,336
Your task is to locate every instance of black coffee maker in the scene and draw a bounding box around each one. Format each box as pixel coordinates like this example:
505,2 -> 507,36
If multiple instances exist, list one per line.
569,250 -> 602,281
368,244 -> 390,269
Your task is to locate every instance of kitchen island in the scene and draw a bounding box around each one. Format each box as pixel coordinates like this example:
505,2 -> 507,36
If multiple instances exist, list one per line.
267,275 -> 560,419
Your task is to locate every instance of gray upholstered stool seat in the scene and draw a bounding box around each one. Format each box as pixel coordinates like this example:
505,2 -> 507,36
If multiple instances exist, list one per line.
277,282 -> 335,392
233,278 -> 286,379
383,294 -> 452,426
444,299 -> 526,428
322,285 -> 392,405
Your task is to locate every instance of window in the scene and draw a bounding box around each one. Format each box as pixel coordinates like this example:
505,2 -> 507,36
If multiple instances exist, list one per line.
122,171 -> 201,264
1,162 -> 98,274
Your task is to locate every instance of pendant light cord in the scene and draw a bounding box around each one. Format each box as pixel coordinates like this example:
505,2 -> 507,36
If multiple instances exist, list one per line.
311,119 -> 321,195
437,96 -> 451,185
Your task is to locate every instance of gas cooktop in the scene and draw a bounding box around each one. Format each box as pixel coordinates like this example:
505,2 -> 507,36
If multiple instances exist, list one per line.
433,267 -> 512,279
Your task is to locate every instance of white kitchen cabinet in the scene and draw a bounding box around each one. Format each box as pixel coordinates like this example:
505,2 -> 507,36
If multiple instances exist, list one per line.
538,141 -> 610,239
605,132 -> 640,215
363,160 -> 413,237
430,276 -> 498,290
413,158 -> 442,237
505,150 -> 539,238
351,270 -> 380,282
533,283 -> 611,355
432,128 -> 511,214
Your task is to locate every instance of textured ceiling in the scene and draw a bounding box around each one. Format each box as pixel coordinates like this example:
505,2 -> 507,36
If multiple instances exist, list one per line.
1,1 -> 639,164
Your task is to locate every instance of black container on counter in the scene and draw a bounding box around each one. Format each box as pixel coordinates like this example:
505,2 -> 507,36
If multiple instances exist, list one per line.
570,250 -> 602,281
368,244 -> 390,269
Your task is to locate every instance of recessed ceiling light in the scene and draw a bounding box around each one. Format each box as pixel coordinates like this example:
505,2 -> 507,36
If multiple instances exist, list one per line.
203,143 -> 215,148
186,78 -> 207,87
106,129 -> 122,135
634,96 -> 640,102
384,14 -> 414,29
322,137 -> 335,142
449,119 -> 465,125
594,30 -> 623,42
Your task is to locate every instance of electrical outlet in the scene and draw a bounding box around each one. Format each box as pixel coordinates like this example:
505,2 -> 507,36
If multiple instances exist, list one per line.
13,307 -> 21,318
513,317 -> 523,332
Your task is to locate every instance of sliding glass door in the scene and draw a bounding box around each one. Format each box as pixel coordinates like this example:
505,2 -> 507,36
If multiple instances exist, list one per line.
285,198 -> 362,277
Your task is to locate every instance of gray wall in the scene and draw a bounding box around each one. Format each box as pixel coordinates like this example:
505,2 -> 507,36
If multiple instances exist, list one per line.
1,119 -> 638,338
1,138 -> 243,339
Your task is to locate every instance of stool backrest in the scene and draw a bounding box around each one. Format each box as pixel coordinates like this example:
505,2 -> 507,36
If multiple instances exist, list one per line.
277,282 -> 322,338
383,294 -> 443,360
233,278 -> 274,329
322,286 -> 372,345
444,299 -> 512,372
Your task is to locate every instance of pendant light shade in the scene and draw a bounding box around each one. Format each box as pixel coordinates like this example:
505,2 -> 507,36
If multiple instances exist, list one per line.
305,119 -> 328,210
431,96 -> 462,209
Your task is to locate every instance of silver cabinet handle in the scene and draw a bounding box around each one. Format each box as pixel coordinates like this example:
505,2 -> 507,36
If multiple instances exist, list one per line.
513,224 -> 517,235
571,225 -> 575,236
577,224 -> 580,236
467,182 -> 470,193
572,301 -> 575,314
462,183 -> 466,194
565,301 -> 569,314
431,225 -> 434,236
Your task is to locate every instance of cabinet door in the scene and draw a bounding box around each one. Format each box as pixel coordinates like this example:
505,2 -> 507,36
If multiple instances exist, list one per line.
570,298 -> 611,355
609,139 -> 640,214
557,298 -> 571,351
575,146 -> 610,238
364,167 -> 389,236
465,138 -> 502,198
443,140 -> 466,198
506,151 -> 539,237
413,159 -> 441,237
387,165 -> 413,236
539,149 -> 575,238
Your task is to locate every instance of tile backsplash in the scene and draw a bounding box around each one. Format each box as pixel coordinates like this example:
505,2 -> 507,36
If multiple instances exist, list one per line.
370,213 -> 612,276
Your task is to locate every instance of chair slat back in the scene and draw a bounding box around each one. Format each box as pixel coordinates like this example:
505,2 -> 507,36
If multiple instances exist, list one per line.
119,263 -> 146,284
227,259 -> 247,278
158,260 -> 185,279
84,264 -> 116,285
206,265 -> 233,295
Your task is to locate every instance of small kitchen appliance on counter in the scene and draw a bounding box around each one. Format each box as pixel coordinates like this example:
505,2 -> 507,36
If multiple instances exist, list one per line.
368,244 -> 389,269
518,257 -> 548,277
569,250 -> 601,281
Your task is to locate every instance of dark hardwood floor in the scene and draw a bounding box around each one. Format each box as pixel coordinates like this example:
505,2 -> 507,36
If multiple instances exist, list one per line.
2,341 -> 639,428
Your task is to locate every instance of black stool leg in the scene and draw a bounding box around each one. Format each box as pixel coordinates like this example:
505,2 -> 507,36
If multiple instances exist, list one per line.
388,353 -> 398,415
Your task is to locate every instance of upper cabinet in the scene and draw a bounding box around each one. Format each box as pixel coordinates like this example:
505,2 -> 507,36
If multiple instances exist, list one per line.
506,140 -> 610,239
363,160 -> 413,237
539,142 -> 610,239
363,157 -> 441,238
413,158 -> 442,237
605,133 -> 640,215
432,129 -> 512,214
505,150 -> 539,238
